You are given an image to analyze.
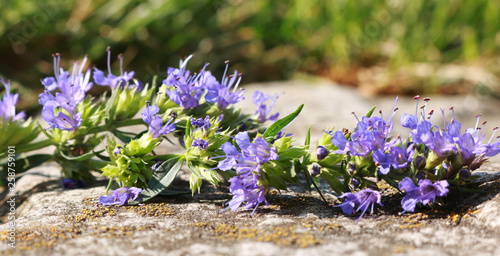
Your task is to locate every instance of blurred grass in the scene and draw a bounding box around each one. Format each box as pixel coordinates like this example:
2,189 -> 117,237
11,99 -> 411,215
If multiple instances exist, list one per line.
1,0 -> 500,112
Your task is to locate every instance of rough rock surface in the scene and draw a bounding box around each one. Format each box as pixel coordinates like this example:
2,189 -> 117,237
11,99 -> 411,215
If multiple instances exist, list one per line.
2,79 -> 500,256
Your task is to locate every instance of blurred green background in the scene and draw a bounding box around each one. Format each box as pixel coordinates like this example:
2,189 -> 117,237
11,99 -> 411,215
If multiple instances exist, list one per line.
1,0 -> 500,113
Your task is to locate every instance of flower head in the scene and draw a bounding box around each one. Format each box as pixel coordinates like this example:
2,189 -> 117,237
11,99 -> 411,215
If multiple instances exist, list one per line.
0,79 -> 26,122
191,116 -> 212,131
217,132 -> 278,172
223,170 -> 268,216
252,91 -> 279,122
205,62 -> 245,110
99,187 -> 143,206
39,54 -> 91,130
162,55 -> 210,109
334,188 -> 382,221
192,139 -> 208,150
141,104 -> 177,138
93,47 -> 142,90
399,177 -> 449,213
372,141 -> 414,175
217,132 -> 278,214
42,54 -> 93,104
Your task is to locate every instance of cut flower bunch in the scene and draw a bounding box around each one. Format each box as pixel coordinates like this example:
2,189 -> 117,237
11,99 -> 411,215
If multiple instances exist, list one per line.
1,50 -> 499,220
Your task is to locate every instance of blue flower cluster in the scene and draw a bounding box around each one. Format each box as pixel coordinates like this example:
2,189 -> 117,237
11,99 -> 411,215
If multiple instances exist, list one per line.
141,103 -> 177,138
39,54 -> 92,130
93,47 -> 143,90
162,55 -> 245,111
217,132 -> 278,215
0,79 -> 25,122
39,51 -> 140,131
7,51 -> 500,221
328,96 -> 500,217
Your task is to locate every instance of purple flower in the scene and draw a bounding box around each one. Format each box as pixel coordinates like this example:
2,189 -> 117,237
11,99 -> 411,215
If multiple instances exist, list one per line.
401,113 -> 418,129
62,178 -> 86,189
405,101 -> 500,167
235,132 -> 279,164
162,55 -> 209,109
39,54 -> 91,130
141,105 -> 177,138
409,119 -> 455,157
99,187 -> 143,206
331,98 -> 399,158
252,91 -> 279,122
192,139 -> 208,150
334,188 -> 383,221
372,142 -> 414,175
191,116 -> 211,131
223,169 -> 268,216
217,132 -> 278,214
331,117 -> 395,157
41,99 -> 82,130
113,146 -> 123,156
0,79 -> 26,122
205,63 -> 245,110
399,177 -> 449,213
42,54 -> 92,104
217,132 -> 278,172
93,47 -> 142,90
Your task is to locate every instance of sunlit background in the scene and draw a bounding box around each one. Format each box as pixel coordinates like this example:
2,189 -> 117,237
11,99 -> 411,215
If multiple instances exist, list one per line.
1,0 -> 500,114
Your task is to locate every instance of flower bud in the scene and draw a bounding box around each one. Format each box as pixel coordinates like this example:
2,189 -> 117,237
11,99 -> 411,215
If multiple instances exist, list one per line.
114,146 -> 123,156
315,146 -> 328,160
459,168 -> 471,181
415,171 -> 426,180
310,164 -> 321,177
351,178 -> 360,189
415,155 -> 426,170
348,163 -> 357,175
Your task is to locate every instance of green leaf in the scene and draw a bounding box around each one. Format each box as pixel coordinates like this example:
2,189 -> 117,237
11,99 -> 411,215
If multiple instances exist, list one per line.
318,154 -> 344,167
113,129 -> 138,144
278,147 -> 307,159
60,149 -> 104,161
16,154 -> 53,174
185,116 -> 192,138
365,105 -> 377,118
189,173 -> 203,195
105,88 -> 119,121
129,156 -> 184,204
187,161 -> 202,178
93,148 -> 111,162
320,170 -> 344,195
151,75 -> 158,92
263,104 -> 304,142
267,175 -> 288,190
305,124 -> 312,147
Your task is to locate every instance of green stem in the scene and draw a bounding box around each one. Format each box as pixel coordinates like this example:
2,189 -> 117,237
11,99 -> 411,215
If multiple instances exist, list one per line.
105,179 -> 114,193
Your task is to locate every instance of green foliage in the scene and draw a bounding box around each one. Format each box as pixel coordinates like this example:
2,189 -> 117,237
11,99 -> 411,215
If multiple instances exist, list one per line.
129,156 -> 184,204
